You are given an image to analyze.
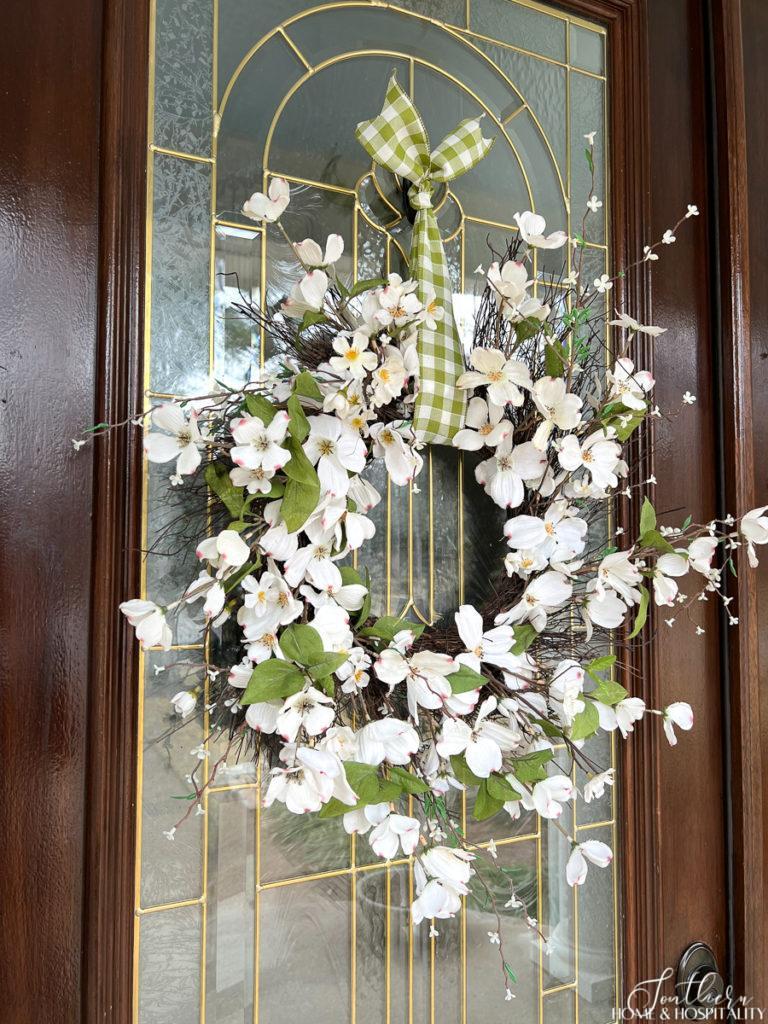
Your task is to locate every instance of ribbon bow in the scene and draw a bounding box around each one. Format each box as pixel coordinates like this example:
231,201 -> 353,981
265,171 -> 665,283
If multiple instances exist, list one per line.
356,73 -> 494,444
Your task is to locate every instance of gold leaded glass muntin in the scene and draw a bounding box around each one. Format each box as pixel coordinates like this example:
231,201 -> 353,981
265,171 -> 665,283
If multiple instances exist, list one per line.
136,2 -> 617,1022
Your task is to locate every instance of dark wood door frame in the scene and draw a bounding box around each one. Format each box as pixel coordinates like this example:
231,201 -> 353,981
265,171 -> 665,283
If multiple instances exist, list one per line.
72,0 -> 764,1018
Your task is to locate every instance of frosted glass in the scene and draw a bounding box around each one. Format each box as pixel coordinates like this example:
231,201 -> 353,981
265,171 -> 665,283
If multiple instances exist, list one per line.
471,37 -> 567,180
150,152 -> 212,394
138,905 -> 202,1023
141,651 -> 205,908
569,71 -> 607,244
571,25 -> 605,75
154,0 -> 213,156
471,0 -> 568,62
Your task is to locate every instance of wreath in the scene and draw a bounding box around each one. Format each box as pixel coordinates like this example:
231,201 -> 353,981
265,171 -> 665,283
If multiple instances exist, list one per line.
89,75 -> 768,998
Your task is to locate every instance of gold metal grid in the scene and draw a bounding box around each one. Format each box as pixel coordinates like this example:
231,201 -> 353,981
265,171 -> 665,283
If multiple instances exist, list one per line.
135,1 -> 618,1021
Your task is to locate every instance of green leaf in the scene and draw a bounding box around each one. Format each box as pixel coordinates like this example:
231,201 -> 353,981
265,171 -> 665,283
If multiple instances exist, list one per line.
293,370 -> 323,401
262,480 -> 285,499
354,568 -> 372,628
627,584 -> 650,639
514,316 -> 545,343
340,566 -> 363,587
318,797 -> 358,819
243,393 -> 276,423
544,342 -> 565,377
282,437 -> 319,486
682,514 -> 693,531
640,497 -> 657,535
281,438 -> 321,532
287,394 -> 310,443
241,660 -> 305,704
348,276 -> 386,298
590,678 -> 628,706
447,663 -> 485,695
511,750 -> 552,784
450,754 -> 483,786
473,780 -> 504,821
639,529 -> 676,555
204,462 -> 245,519
585,146 -> 594,173
223,561 -> 256,594
341,761 -> 381,802
281,476 -> 320,533
360,615 -> 425,643
612,412 -> 645,442
388,765 -> 430,795
304,651 -> 348,681
585,654 -> 617,675
570,701 -> 600,741
298,310 -> 328,333
504,962 -> 518,985
486,773 -> 521,802
511,624 -> 537,655
279,624 -> 324,665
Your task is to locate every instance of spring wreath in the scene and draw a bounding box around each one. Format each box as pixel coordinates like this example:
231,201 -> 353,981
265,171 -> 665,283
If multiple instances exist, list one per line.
86,74 -> 768,998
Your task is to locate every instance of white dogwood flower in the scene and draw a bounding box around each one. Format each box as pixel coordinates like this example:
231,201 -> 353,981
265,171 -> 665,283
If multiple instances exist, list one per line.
282,269 -> 329,319
504,499 -> 588,564
662,702 -> 694,746
651,552 -> 689,606
144,403 -> 205,476
329,332 -> 378,379
242,177 -> 290,222
558,430 -> 622,490
485,260 -> 549,323
548,659 -> 586,728
457,346 -> 532,407
476,437 -> 548,510
454,605 -> 517,673
583,768 -> 615,803
230,410 -> 291,473
452,396 -> 512,451
370,424 -> 422,486
437,696 -> 520,777
513,211 -> 567,249
119,599 -> 172,650
170,689 -> 197,718
303,414 -> 367,497
740,506 -> 768,567
566,840 -> 612,886
293,233 -> 344,268
496,571 -> 573,632
595,551 -> 643,605
607,358 -> 655,411
356,718 -> 420,766
608,312 -> 667,338
276,687 -> 336,742
531,377 -> 583,450
595,697 -> 646,737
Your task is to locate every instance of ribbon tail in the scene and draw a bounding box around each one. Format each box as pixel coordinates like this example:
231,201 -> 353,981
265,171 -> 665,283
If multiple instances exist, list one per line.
410,207 -> 466,445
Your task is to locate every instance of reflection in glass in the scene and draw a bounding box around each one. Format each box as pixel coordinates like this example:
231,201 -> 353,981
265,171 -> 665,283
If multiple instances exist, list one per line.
205,790 -> 257,1024
258,876 -> 351,1023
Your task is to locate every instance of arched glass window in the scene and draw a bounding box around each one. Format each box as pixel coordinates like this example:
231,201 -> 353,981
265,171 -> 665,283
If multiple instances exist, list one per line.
137,3 -> 616,1022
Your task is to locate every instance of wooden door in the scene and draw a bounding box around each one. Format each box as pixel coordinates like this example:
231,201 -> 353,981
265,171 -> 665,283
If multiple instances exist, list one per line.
0,1 -> 765,1022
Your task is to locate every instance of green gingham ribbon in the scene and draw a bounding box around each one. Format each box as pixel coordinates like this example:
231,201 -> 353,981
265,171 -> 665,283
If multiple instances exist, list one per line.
356,73 -> 494,444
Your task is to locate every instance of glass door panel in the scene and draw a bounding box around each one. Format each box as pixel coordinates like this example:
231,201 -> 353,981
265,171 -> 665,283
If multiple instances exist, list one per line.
137,2 -> 617,1021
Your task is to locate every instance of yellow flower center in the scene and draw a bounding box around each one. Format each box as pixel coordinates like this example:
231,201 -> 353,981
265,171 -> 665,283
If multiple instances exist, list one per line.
545,522 -> 555,535
479,424 -> 493,436
487,370 -> 504,383
318,439 -> 335,456
378,368 -> 391,383
582,450 -> 593,463
344,349 -> 360,362
381,429 -> 395,445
